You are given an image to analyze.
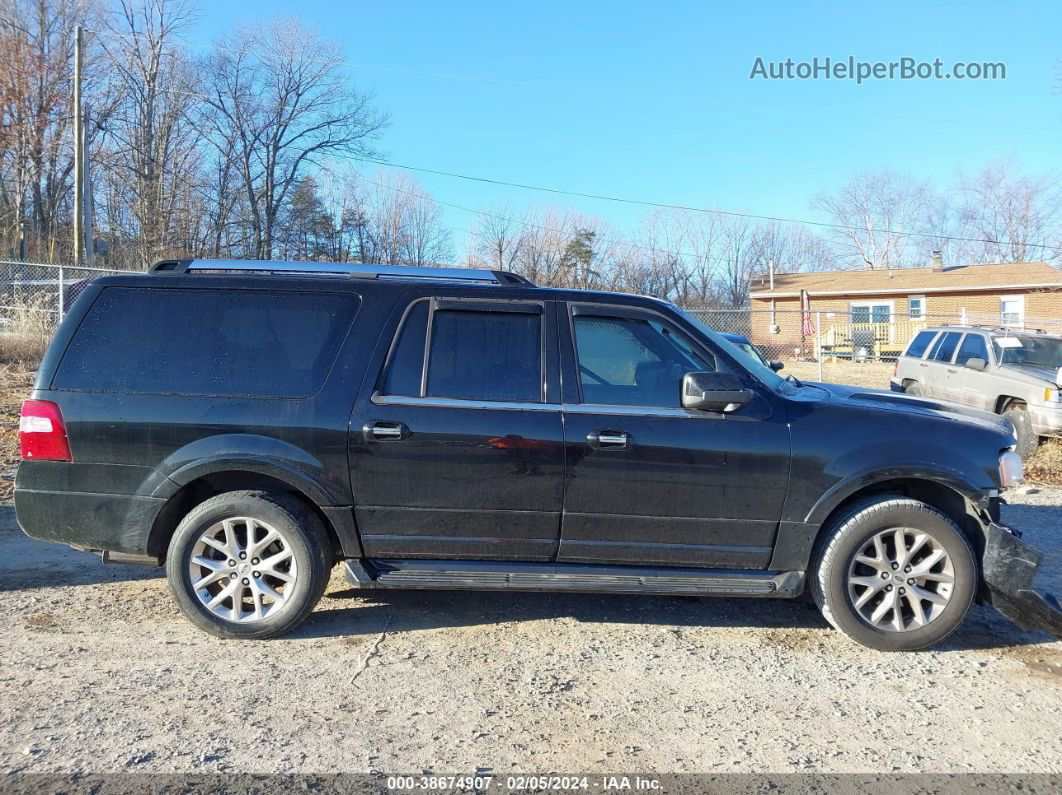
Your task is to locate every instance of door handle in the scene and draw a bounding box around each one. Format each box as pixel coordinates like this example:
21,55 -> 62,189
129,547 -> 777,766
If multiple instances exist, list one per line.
947,368 -> 957,374
588,430 -> 629,450
363,421 -> 409,441
919,362 -> 928,368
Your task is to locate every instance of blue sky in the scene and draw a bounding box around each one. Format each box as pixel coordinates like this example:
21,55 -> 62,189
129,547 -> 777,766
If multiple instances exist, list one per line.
190,1 -> 1061,255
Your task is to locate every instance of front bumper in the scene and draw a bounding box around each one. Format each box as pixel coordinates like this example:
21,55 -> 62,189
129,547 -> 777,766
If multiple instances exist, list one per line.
983,521 -> 1062,639
1028,403 -> 1062,438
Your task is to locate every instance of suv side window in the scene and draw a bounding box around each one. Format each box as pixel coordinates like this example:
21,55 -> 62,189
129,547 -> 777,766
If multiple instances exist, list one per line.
381,299 -> 543,403
905,330 -> 937,359
573,313 -> 714,407
929,331 -> 962,363
955,333 -> 990,367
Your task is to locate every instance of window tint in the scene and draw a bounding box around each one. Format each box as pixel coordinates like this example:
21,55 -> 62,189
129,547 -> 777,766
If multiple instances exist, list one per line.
930,331 -> 962,363
382,301 -> 429,395
905,330 -> 937,359
54,287 -> 356,397
426,309 -> 541,402
574,315 -> 714,407
955,334 -> 989,367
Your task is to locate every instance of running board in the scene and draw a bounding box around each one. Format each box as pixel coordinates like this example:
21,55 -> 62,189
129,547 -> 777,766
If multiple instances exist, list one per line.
344,559 -> 804,598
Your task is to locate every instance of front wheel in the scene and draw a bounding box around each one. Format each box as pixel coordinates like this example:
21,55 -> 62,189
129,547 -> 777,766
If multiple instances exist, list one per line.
1003,406 -> 1039,460
811,497 -> 976,651
166,490 -> 332,639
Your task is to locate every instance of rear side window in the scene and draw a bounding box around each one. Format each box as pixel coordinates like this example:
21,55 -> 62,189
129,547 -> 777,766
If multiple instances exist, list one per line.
904,330 -> 937,359
955,334 -> 989,367
381,301 -> 543,403
929,331 -> 962,363
53,287 -> 356,397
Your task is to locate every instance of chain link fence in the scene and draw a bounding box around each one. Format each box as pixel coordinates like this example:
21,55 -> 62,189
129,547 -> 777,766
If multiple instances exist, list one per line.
686,306 -> 1062,388
0,260 -> 137,362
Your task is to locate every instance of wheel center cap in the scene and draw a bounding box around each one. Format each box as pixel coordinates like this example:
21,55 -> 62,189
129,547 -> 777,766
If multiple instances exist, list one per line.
894,573 -> 905,582
238,562 -> 251,574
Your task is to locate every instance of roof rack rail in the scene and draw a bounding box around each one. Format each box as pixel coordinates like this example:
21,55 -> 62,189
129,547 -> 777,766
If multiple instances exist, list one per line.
148,259 -> 536,286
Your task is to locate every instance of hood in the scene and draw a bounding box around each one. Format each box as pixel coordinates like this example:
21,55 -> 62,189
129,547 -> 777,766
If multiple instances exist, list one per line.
804,381 -> 1014,439
998,363 -> 1061,386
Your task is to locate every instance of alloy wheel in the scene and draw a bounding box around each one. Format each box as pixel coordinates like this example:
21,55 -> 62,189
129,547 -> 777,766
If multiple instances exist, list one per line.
846,527 -> 954,632
187,517 -> 298,623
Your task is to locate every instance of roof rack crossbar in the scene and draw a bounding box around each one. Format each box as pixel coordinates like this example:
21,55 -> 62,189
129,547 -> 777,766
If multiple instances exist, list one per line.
148,259 -> 536,286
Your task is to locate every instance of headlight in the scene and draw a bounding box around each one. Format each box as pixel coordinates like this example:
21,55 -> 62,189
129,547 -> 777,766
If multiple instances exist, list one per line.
999,450 -> 1024,488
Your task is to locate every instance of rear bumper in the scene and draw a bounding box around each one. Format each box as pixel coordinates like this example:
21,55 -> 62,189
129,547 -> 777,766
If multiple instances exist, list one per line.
14,488 -> 163,556
983,521 -> 1062,639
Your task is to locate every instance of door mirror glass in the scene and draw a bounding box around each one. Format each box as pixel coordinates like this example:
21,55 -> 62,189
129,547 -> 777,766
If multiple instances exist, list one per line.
964,357 -> 987,372
681,371 -> 752,412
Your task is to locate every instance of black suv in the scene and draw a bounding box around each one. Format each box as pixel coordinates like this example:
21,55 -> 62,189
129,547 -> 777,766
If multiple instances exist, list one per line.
14,260 -> 1061,650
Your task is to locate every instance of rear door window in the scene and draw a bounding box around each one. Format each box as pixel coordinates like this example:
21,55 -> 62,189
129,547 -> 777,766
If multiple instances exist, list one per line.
905,330 -> 937,359
928,331 -> 962,363
380,299 -> 543,403
53,287 -> 357,397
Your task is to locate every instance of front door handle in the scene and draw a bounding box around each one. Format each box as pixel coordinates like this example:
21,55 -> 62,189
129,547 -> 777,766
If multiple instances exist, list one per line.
588,430 -> 629,450
363,421 -> 409,441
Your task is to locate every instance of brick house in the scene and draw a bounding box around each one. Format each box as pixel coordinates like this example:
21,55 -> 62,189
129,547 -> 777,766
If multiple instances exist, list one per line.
747,261 -> 1062,358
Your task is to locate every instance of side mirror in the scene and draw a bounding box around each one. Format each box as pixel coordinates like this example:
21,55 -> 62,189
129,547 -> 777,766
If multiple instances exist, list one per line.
965,357 -> 987,372
682,371 -> 753,413
769,360 -> 784,372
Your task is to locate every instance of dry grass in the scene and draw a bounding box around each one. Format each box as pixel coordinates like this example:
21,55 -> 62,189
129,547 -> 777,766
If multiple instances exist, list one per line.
0,364 -> 34,503
784,359 -> 1062,486
0,292 -> 57,365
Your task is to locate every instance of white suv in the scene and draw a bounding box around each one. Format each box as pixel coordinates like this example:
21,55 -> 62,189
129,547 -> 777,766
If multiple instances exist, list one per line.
891,325 -> 1062,458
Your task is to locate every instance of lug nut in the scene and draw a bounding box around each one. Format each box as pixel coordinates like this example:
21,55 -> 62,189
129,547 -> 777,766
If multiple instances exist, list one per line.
899,587 -> 906,595
885,585 -> 893,591
228,559 -> 236,566
907,578 -> 915,585
881,572 -> 889,579
253,571 -> 261,578
891,563 -> 898,570
904,565 -> 911,573
239,552 -> 247,560
251,557 -> 259,565
242,578 -> 249,585
229,573 -> 237,580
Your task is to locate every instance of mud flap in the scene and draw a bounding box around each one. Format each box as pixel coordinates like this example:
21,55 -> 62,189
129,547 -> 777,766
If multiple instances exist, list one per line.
983,522 -> 1062,639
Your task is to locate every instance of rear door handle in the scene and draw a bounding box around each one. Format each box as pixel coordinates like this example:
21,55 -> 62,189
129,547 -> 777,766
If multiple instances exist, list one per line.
588,430 -> 629,450
363,421 -> 409,441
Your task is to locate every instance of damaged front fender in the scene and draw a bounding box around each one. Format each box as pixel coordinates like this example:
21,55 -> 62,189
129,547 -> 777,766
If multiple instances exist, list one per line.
983,522 -> 1062,639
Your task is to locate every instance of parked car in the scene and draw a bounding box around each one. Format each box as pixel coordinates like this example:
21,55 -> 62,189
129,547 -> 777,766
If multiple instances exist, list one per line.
891,325 -> 1062,459
720,332 -> 784,372
14,260 -> 1061,649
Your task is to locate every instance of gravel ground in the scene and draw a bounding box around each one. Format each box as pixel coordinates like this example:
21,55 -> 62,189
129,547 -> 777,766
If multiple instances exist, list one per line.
0,491 -> 1058,778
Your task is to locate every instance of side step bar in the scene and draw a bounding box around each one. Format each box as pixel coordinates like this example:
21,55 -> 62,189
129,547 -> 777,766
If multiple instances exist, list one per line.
344,559 -> 804,598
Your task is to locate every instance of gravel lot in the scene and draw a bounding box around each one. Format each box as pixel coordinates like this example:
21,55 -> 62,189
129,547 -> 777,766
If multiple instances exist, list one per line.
0,490 -> 1059,778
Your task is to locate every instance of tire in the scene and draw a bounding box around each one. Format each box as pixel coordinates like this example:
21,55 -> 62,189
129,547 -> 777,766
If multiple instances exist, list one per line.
811,497 -> 976,651
166,490 -> 332,639
904,383 -> 922,396
1003,406 -> 1039,460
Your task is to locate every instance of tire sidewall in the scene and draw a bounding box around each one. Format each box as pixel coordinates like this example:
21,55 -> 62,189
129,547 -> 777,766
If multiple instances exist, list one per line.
820,504 -> 975,651
166,494 -> 323,639
1003,407 -> 1038,459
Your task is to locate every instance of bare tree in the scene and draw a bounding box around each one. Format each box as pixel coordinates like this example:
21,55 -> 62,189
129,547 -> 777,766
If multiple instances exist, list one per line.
199,17 -> 386,259
956,159 -> 1062,264
812,170 -> 930,269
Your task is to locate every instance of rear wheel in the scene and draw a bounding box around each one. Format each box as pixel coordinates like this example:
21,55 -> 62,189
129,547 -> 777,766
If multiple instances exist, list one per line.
903,382 -> 922,396
166,490 -> 331,639
811,497 -> 976,651
1003,405 -> 1039,459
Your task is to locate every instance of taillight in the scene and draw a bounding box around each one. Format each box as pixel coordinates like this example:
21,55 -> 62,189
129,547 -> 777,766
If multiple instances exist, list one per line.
19,400 -> 72,461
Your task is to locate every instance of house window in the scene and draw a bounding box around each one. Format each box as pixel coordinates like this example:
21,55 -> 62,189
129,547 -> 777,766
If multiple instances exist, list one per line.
908,295 -> 925,319
849,301 -> 893,324
1000,295 -> 1025,327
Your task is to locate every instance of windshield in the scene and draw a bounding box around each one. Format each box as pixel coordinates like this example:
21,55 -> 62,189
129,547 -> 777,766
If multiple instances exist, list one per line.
676,308 -> 788,390
993,335 -> 1062,370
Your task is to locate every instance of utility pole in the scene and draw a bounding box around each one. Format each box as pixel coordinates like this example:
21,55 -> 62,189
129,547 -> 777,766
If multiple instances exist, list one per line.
72,25 -> 83,265
83,103 -> 95,266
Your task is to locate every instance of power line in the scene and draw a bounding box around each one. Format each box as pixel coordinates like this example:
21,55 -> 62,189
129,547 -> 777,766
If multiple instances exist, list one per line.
351,156 -> 1062,256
